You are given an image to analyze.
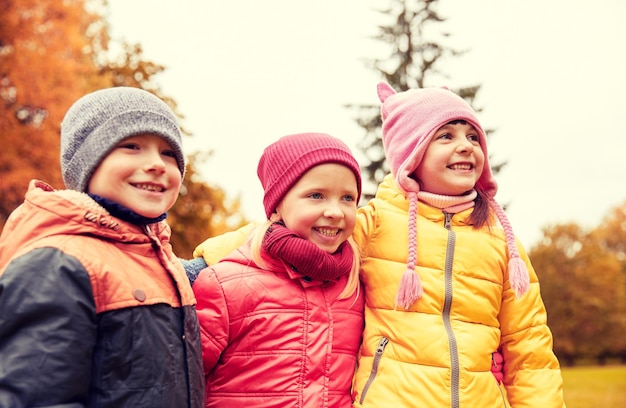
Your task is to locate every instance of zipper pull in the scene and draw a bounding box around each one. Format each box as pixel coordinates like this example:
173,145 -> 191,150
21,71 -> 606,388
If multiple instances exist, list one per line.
444,212 -> 453,229
376,337 -> 389,354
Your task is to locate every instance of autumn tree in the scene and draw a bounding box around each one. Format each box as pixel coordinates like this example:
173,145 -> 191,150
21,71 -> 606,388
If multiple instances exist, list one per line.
0,0 -> 245,256
530,223 -> 626,366
347,0 -> 503,199
593,199 -> 626,263
588,200 -> 626,362
0,0 -> 109,226
168,152 -> 247,259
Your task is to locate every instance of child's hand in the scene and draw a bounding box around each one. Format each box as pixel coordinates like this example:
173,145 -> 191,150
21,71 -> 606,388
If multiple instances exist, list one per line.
491,349 -> 504,383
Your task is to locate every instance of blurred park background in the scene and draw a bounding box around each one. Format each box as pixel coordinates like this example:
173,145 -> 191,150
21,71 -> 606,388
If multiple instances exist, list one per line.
1,1 -> 625,406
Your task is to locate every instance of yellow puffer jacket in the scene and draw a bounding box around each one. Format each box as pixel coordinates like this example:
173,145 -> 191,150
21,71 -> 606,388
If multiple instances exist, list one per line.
351,175 -> 564,408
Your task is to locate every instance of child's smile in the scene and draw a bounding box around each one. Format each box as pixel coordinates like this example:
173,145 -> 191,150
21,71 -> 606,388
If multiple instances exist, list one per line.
415,122 -> 484,196
88,134 -> 182,218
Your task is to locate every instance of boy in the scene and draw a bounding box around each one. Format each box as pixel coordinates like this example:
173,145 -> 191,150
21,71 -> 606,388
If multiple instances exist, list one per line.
0,87 -> 204,407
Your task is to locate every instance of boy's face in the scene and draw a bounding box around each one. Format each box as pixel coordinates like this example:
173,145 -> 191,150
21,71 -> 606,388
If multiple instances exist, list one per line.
272,163 -> 358,254
414,121 -> 484,196
87,134 -> 182,218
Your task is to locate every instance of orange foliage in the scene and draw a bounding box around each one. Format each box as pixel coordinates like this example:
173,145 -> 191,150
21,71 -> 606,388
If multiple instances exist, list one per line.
0,0 -> 246,256
530,222 -> 626,365
593,200 -> 626,261
0,0 -> 110,225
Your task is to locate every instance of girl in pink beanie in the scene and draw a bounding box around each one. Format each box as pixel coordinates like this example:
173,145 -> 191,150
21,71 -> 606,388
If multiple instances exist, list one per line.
191,133 -> 364,407
350,83 -> 565,407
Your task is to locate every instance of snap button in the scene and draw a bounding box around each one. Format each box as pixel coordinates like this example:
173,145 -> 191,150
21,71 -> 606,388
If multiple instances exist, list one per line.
133,289 -> 146,302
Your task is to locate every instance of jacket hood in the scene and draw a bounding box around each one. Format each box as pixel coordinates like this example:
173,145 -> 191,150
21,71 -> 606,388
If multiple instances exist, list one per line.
1,180 -> 169,261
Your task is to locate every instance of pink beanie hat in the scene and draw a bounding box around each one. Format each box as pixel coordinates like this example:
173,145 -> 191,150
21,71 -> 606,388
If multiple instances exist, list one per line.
377,82 -> 530,308
379,82 -> 497,196
258,132 -> 362,218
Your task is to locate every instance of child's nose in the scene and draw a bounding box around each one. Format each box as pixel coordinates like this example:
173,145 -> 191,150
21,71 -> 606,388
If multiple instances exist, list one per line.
323,202 -> 344,218
145,150 -> 167,173
457,139 -> 474,153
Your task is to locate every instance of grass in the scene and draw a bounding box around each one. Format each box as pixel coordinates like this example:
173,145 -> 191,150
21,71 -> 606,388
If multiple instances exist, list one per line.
562,365 -> 626,408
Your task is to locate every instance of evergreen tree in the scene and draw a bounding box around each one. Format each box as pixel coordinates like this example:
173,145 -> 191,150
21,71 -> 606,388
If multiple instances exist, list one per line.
347,0 -> 502,199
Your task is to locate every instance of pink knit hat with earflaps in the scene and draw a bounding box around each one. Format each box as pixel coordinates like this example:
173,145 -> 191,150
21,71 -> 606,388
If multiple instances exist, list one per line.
257,132 -> 362,219
377,82 -> 530,309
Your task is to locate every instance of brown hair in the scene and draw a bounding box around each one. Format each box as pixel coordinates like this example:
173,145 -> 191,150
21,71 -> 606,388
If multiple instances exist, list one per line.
470,188 -> 490,228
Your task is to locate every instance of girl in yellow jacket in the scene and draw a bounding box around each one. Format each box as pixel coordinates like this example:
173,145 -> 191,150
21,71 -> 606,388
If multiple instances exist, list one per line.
350,83 -> 564,407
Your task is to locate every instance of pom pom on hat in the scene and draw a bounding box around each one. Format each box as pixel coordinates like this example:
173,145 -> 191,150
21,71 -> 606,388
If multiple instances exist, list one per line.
257,132 -> 362,219
376,82 -> 530,308
60,87 -> 185,192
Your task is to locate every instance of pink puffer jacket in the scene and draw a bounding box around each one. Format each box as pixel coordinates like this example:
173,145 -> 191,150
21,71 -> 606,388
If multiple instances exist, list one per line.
193,243 -> 364,408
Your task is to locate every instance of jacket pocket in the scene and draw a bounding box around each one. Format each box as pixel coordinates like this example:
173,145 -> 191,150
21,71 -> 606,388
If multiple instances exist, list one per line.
358,336 -> 389,405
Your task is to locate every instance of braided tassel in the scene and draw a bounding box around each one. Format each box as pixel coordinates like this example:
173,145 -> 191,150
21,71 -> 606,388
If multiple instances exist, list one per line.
395,193 -> 423,309
396,267 -> 423,310
509,257 -> 530,299
490,197 -> 530,298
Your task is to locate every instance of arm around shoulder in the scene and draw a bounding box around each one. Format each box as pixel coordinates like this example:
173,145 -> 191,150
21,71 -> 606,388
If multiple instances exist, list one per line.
193,266 -> 231,374
193,222 -> 257,265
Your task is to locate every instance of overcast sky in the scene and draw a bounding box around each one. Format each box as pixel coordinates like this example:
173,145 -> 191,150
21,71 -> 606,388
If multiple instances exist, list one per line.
108,0 -> 626,249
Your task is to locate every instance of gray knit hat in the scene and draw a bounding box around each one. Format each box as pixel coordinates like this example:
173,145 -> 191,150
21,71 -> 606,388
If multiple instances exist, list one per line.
60,87 -> 185,192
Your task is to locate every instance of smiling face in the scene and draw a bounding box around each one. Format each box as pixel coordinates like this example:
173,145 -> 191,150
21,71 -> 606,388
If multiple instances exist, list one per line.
414,121 -> 485,196
87,134 -> 182,218
272,163 -> 358,254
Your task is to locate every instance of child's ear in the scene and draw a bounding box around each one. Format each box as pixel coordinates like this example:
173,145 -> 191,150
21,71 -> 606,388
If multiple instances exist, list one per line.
269,212 -> 282,223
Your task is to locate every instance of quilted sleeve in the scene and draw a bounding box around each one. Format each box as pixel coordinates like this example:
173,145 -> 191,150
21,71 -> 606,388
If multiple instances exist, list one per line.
499,241 -> 565,408
193,266 -> 230,373
0,247 -> 96,408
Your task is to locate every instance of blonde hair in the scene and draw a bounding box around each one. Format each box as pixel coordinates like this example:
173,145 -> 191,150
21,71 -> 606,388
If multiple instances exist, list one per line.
249,220 -> 361,300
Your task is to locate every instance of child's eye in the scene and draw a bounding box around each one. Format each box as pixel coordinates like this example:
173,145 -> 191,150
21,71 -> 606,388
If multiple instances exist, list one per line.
436,132 -> 452,140
309,192 -> 323,200
162,150 -> 177,158
468,134 -> 480,144
118,142 -> 140,150
342,194 -> 356,202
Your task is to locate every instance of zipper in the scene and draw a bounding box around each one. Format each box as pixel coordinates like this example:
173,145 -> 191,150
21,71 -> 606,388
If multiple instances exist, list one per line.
497,381 -> 509,407
443,211 -> 460,408
143,225 -> 160,250
359,336 -> 389,405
